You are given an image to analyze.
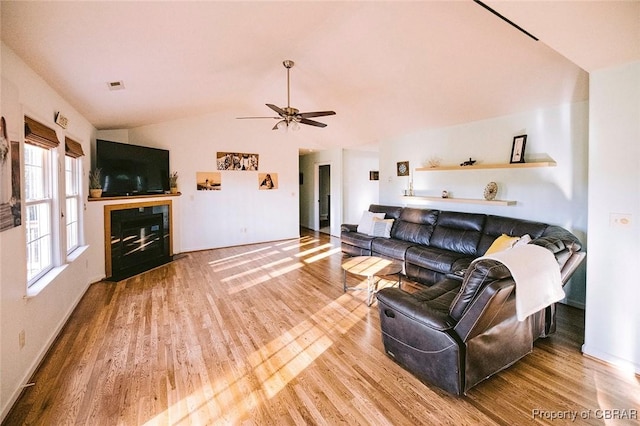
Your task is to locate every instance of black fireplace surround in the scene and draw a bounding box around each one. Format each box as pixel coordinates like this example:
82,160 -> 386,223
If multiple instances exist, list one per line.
109,204 -> 172,281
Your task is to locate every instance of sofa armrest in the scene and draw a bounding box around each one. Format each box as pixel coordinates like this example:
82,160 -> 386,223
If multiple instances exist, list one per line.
341,223 -> 358,232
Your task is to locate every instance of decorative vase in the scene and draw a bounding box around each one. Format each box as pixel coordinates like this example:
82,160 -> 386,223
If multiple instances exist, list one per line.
170,187 -> 178,194
89,188 -> 102,198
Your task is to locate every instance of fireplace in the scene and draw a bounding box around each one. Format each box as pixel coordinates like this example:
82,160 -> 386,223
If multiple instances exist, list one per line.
104,200 -> 173,281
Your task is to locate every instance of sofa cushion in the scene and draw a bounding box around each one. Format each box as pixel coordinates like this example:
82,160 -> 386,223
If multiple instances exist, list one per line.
477,215 -> 548,255
406,245 -> 476,274
377,279 -> 461,330
369,204 -> 403,220
391,207 -> 439,245
372,237 -> 416,262
429,211 -> 486,256
449,258 -> 511,321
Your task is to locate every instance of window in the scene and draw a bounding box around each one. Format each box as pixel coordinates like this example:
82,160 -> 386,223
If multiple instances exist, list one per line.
65,156 -> 80,253
64,137 -> 84,254
24,117 -> 86,287
24,143 -> 53,283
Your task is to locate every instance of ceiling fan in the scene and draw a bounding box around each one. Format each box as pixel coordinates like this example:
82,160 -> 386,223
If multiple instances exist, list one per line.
237,60 -> 336,130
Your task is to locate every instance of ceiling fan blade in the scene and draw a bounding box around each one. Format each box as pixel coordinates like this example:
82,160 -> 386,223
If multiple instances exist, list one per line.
236,116 -> 279,120
298,111 -> 336,118
299,118 -> 328,128
266,104 -> 286,116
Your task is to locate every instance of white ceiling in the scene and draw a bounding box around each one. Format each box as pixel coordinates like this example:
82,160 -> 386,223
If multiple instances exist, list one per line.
1,1 -> 638,150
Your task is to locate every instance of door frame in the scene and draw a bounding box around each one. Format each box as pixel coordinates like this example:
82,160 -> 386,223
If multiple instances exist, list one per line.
314,162 -> 331,231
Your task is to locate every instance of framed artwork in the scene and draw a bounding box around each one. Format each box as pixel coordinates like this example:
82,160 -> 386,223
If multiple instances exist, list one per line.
196,171 -> 221,190
259,173 -> 278,190
510,135 -> 527,163
1,116 -> 21,232
397,161 -> 410,176
216,152 -> 259,171
369,171 -> 379,181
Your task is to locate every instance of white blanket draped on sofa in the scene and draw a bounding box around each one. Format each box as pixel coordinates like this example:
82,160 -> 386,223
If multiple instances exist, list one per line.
479,244 -> 564,321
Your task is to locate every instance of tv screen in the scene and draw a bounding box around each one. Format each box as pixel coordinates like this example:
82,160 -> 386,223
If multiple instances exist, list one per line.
96,139 -> 170,197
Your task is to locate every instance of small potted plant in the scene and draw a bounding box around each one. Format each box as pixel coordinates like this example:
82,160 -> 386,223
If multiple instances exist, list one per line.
89,168 -> 102,198
169,171 -> 179,194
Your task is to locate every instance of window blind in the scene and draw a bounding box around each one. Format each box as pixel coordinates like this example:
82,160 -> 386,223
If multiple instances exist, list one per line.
65,137 -> 85,158
24,116 -> 60,149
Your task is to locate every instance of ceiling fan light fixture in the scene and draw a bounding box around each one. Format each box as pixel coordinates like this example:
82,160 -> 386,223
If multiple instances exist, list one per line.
237,60 -> 336,130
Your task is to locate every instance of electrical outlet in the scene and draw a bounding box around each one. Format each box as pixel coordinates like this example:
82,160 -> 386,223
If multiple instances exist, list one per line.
19,330 -> 25,349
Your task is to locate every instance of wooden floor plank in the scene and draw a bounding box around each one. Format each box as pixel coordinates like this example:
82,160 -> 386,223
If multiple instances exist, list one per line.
3,229 -> 639,425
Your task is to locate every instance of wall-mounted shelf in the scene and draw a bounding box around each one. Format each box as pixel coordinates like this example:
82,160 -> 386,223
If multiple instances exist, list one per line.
415,161 -> 556,172
403,195 -> 516,206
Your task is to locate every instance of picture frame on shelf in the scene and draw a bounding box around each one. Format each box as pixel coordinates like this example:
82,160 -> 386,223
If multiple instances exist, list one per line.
510,135 -> 527,163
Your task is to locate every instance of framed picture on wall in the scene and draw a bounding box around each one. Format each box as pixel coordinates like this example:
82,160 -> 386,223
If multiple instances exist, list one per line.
397,161 -> 410,176
369,171 -> 379,180
259,173 -> 278,190
510,135 -> 527,163
196,171 -> 221,190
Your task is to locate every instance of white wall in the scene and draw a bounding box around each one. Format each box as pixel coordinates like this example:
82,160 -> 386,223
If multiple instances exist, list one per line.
584,61 -> 640,373
127,114 -> 300,252
378,102 -> 589,307
0,43 -> 95,418
342,149 -> 379,225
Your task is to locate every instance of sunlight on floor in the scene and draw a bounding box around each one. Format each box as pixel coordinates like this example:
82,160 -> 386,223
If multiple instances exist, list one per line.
594,368 -> 640,425
141,235 -> 371,425
143,294 -> 367,424
224,237 -> 340,294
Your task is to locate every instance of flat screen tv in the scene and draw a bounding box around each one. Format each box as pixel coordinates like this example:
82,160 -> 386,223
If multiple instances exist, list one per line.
96,139 -> 170,197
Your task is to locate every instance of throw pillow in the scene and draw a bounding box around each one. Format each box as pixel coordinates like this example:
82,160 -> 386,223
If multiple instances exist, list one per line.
356,211 -> 385,235
484,234 -> 520,255
369,217 -> 394,238
514,234 -> 532,247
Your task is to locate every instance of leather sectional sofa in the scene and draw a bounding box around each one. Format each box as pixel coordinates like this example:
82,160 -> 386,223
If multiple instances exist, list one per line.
341,204 -> 585,394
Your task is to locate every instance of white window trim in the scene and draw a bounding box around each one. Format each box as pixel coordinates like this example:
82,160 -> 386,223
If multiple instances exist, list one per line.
65,155 -> 82,254
24,144 -> 57,286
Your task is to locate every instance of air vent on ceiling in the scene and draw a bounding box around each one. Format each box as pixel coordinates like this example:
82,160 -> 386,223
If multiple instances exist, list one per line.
107,81 -> 125,91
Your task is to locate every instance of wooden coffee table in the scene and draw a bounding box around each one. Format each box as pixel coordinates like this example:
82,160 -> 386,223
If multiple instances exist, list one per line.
342,256 -> 402,306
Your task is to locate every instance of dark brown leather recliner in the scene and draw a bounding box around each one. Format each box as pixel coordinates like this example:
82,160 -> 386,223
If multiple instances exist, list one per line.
376,235 -> 585,395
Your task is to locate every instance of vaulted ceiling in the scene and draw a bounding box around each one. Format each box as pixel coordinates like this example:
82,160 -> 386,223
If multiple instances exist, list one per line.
1,1 -> 638,150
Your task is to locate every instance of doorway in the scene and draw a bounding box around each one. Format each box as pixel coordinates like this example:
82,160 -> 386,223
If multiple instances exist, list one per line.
318,164 -> 331,234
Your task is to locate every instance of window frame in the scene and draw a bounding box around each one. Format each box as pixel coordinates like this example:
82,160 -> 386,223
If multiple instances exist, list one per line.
24,142 -> 56,285
64,155 -> 82,254
23,116 -> 87,290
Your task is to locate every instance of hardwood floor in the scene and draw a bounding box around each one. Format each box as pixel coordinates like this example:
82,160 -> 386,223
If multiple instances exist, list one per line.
4,229 -> 639,425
